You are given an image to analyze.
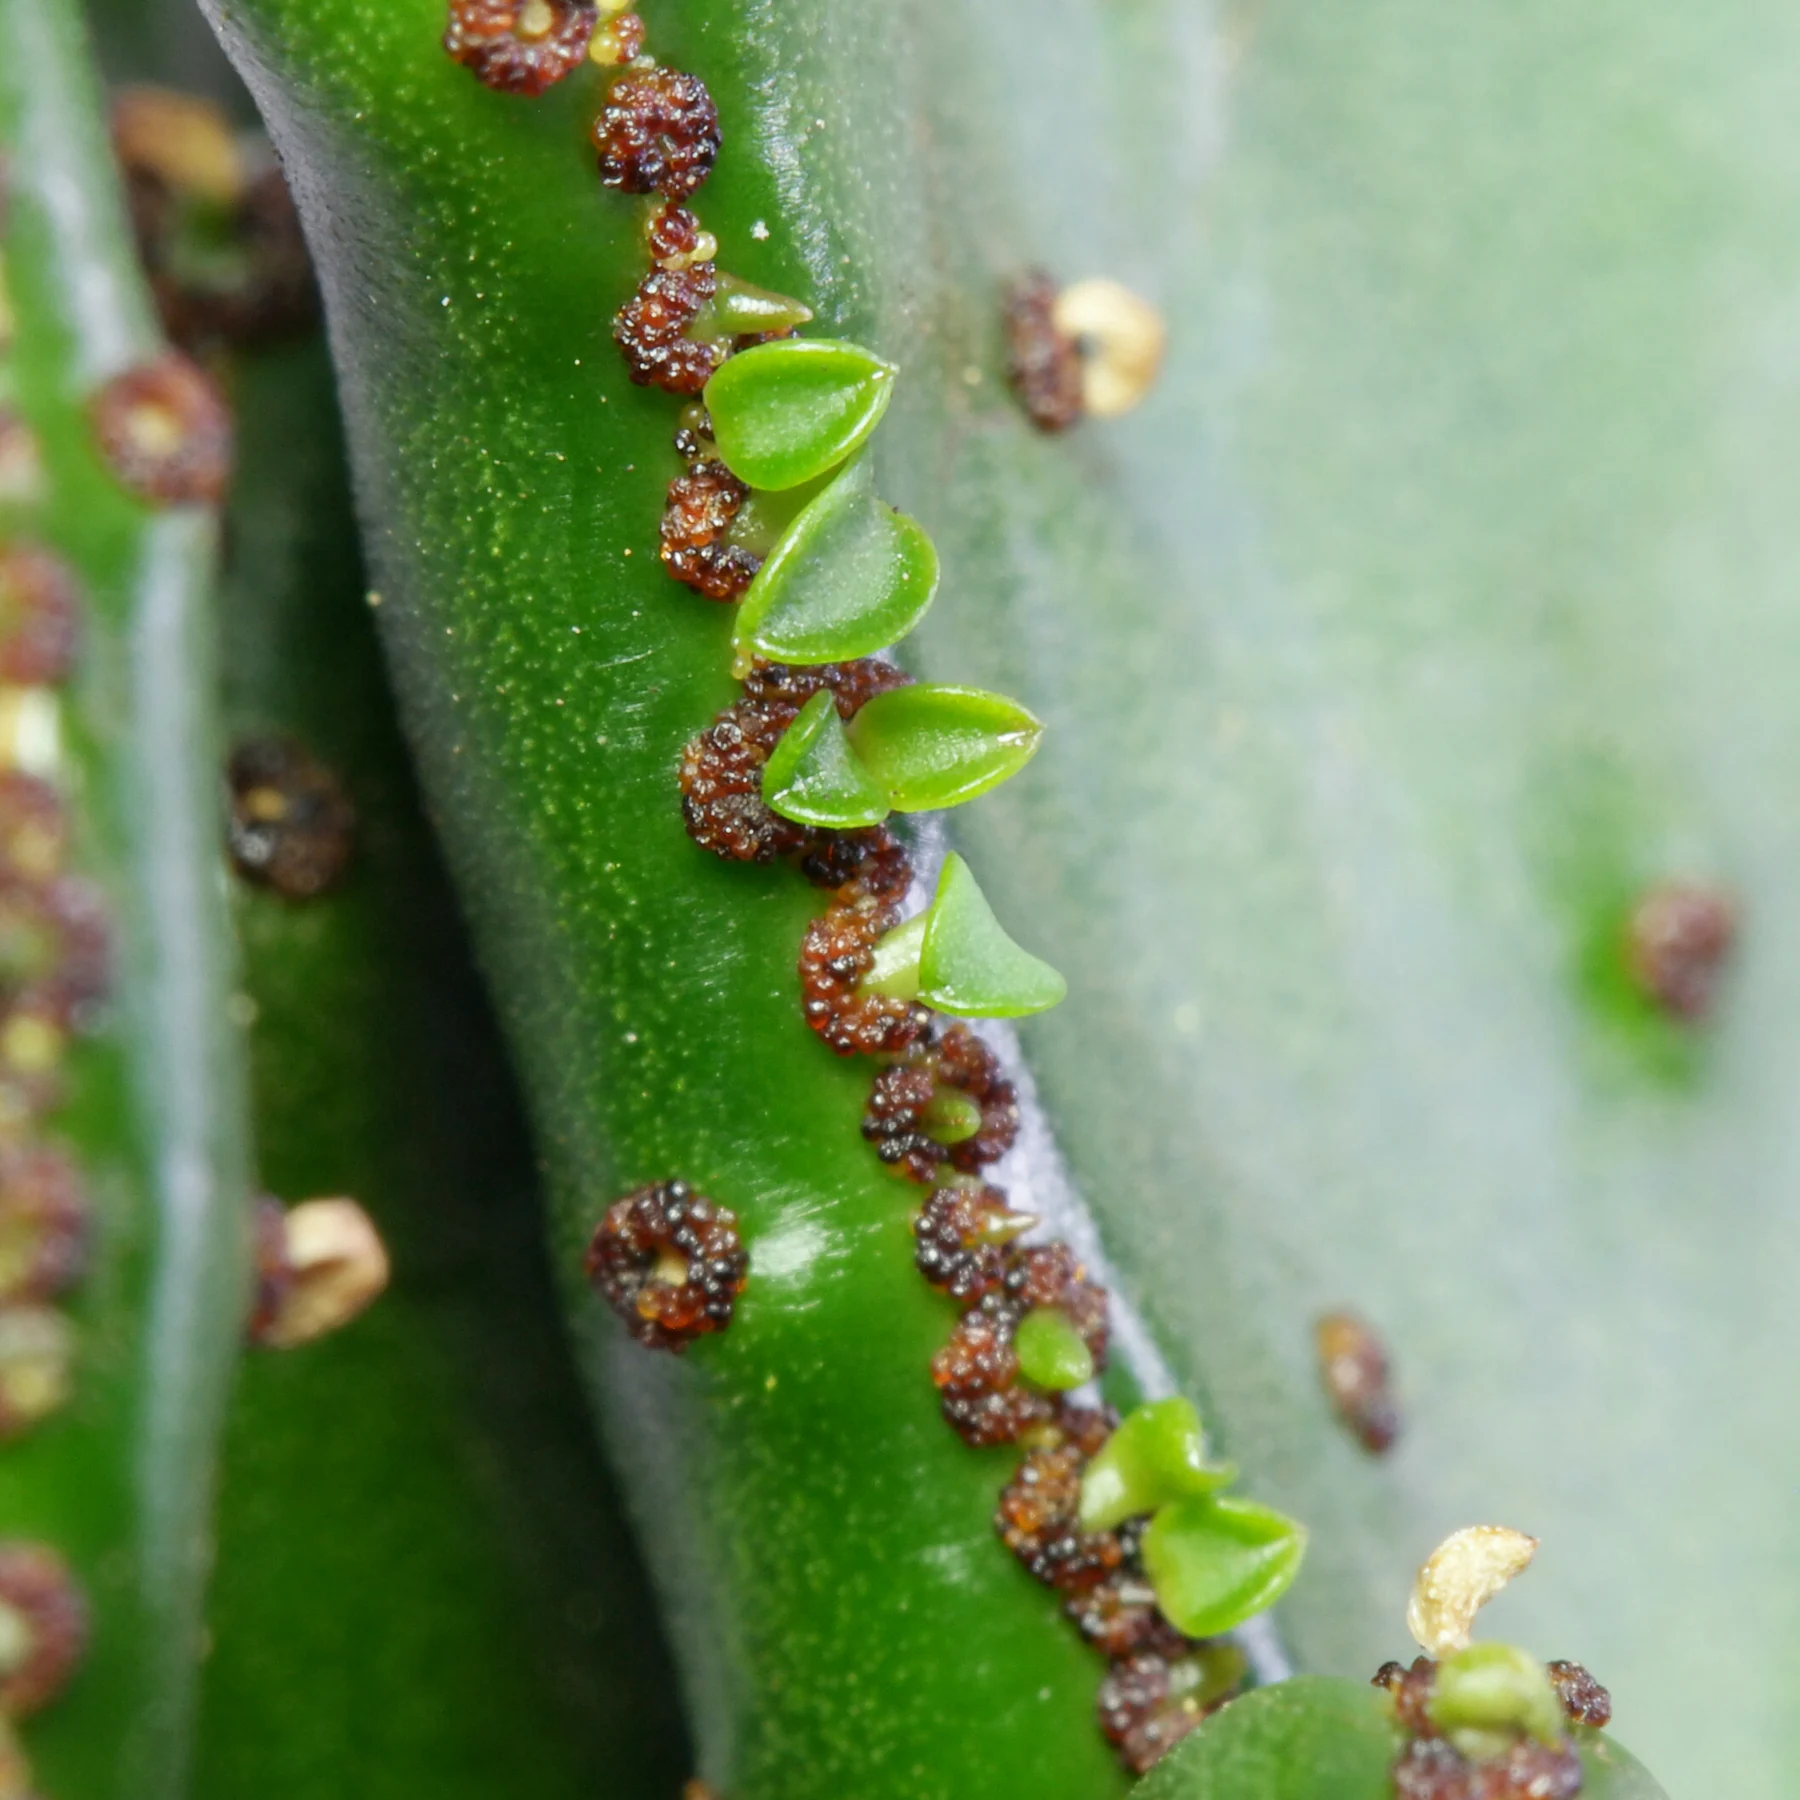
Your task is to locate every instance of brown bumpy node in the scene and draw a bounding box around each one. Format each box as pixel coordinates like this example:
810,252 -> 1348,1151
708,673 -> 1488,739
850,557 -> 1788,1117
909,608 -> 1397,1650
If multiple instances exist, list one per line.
112,91 -> 317,350
587,10 -> 646,67
614,262 -> 726,395
593,68 -> 722,200
1623,882 -> 1736,1022
1391,1736 -> 1583,1800
226,735 -> 357,899
1096,1646 -> 1237,1777
0,877 -> 112,1034
1064,1565 -> 1189,1660
90,353 -> 232,506
799,900 -> 931,1058
1374,1656 -> 1438,1736
0,1146 -> 88,1304
0,775 -> 68,889
1545,1660 -> 1611,1729
585,1178 -> 748,1353
646,203 -> 715,270
0,545 -> 81,688
0,1543 -> 86,1716
930,1297 -> 1052,1447
1005,270 -> 1085,433
660,461 -> 761,600
443,0 -> 598,94
1003,1240 -> 1110,1375
797,825 -> 913,905
1316,1308 -> 1400,1454
863,1022 -> 1021,1183
0,412 -> 42,505
995,1440 -> 1126,1591
913,1183 -> 1033,1301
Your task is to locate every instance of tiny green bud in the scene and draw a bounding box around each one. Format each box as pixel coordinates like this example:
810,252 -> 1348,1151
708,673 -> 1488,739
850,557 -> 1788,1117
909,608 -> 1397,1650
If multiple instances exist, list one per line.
1428,1643 -> 1566,1754
733,457 -> 939,670
861,913 -> 926,1000
1015,1307 -> 1096,1390
915,853 -> 1065,1018
1141,1494 -> 1308,1640
761,690 -> 890,829
846,684 -> 1044,812
704,338 -> 896,491
1078,1396 -> 1235,1533
688,272 -> 815,340
919,1088 -> 984,1144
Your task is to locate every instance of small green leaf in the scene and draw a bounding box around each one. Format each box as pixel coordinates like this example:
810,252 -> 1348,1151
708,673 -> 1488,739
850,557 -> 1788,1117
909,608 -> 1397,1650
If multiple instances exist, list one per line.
861,912 -> 926,1000
1141,1494 -> 1307,1639
919,1088 -> 984,1144
916,853 -> 1066,1018
704,338 -> 896,491
1015,1308 -> 1095,1390
847,684 -> 1044,812
733,457 -> 940,669
1078,1396 -> 1236,1533
1428,1644 -> 1566,1753
761,690 -> 890,829
689,273 -> 815,340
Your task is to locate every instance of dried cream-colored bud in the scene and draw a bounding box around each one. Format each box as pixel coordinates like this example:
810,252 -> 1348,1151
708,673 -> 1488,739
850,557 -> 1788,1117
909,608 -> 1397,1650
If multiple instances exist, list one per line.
255,1199 -> 389,1349
1050,278 -> 1166,418
110,88 -> 245,206
1406,1525 -> 1538,1657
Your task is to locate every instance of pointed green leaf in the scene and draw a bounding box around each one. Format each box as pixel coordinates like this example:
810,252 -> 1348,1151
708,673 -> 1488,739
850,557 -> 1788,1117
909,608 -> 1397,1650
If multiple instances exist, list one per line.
1078,1397 -> 1236,1533
916,853 -> 1066,1018
847,684 -> 1044,812
1014,1308 -> 1096,1390
733,457 -> 939,668
861,913 -> 926,1001
690,273 -> 815,340
1141,1494 -> 1307,1640
761,689 -> 890,829
704,338 -> 896,491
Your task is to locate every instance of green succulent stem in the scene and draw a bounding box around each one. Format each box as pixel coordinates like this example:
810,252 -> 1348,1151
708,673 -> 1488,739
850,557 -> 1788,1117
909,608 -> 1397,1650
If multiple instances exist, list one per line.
0,4 -> 251,1794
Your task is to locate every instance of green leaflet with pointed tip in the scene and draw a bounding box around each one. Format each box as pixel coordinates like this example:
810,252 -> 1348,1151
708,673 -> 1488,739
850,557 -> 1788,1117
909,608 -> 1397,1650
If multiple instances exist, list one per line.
847,683 -> 1043,812
733,455 -> 938,667
691,273 -> 815,341
705,337 -> 895,491
918,852 -> 1067,1018
1079,1396 -> 1236,1533
1015,1307 -> 1095,1389
762,688 -> 889,828
1141,1493 -> 1307,1639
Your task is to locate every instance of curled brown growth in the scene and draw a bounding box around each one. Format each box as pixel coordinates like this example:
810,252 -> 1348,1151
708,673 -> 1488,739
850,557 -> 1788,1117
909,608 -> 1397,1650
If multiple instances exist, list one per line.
227,735 -> 357,899
248,1197 -> 391,1349
0,1543 -> 86,1715
660,461 -> 760,600
443,0 -> 598,95
0,774 -> 68,888
1391,1736 -> 1581,1800
585,1178 -> 748,1352
1623,881 -> 1736,1022
912,1184 -> 1032,1301
614,263 -> 726,395
996,1442 -> 1126,1590
862,1023 -> 1019,1183
1004,270 -> 1084,433
1315,1308 -> 1399,1454
0,544 -> 81,687
593,69 -> 721,200
90,353 -> 232,506
0,1147 -> 88,1304
1545,1659 -> 1611,1729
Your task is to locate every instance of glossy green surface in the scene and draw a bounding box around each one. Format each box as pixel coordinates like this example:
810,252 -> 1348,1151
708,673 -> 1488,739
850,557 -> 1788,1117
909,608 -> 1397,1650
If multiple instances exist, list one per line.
1079,1397 -> 1232,1535
197,2 -> 1127,1796
848,683 -> 1043,813
1142,1495 -> 1307,1640
734,454 -> 939,667
705,338 -> 893,491
762,689 -> 888,828
191,339 -> 684,1800
1013,1305 -> 1094,1390
917,854 -> 1067,1018
0,5 -> 249,1794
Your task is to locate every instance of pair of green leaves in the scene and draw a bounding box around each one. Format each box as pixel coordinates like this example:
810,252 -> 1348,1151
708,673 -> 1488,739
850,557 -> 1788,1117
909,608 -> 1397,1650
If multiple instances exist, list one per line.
704,343 -> 938,671
1078,1398 -> 1306,1640
861,854 -> 1066,1020
762,684 -> 1043,830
